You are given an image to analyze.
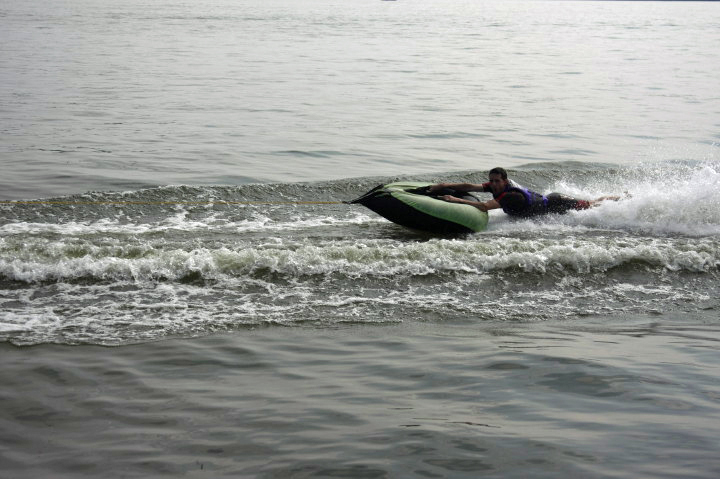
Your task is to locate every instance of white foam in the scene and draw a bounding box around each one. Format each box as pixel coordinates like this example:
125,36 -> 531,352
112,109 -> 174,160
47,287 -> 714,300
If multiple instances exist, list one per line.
2,233 -> 718,284
2,162 -> 720,346
0,211 -> 382,237
487,162 -> 720,237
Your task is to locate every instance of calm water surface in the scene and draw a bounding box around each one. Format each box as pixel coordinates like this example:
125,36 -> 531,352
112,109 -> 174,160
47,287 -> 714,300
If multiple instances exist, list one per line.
1,0 -> 719,198
3,319 -> 720,478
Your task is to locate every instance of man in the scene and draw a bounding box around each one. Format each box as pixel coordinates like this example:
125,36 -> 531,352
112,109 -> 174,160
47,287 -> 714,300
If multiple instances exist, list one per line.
429,167 -> 619,218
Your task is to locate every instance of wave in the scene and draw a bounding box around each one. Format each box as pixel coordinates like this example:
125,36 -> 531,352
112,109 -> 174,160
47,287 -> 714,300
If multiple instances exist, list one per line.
0,212 -> 381,236
2,160 -> 720,346
2,235 -> 718,284
4,160 -> 720,237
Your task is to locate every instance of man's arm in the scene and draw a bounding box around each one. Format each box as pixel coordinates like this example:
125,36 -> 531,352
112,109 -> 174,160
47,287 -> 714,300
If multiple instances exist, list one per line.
428,182 -> 487,193
440,196 -> 501,212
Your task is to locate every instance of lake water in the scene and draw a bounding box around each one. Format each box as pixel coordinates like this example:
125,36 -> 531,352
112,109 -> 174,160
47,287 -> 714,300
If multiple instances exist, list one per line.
2,0 -> 720,477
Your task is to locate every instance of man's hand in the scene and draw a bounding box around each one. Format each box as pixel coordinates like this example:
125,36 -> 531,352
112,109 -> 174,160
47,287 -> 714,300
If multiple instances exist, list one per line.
440,195 -> 491,212
440,194 -> 463,203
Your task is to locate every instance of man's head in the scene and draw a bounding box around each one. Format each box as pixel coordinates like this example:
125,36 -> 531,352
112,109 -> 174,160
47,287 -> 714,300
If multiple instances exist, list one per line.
488,167 -> 508,179
487,167 -> 509,195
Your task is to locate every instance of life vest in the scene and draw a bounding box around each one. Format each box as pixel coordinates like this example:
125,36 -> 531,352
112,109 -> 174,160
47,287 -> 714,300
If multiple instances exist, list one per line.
495,185 -> 548,217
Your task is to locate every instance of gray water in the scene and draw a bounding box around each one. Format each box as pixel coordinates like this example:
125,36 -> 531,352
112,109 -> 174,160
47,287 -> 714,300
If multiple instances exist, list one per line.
2,1 -> 720,477
4,320 -> 720,478
2,0 -> 719,198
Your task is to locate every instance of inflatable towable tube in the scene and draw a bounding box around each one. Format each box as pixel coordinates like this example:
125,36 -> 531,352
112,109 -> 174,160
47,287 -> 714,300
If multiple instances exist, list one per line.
348,182 -> 489,234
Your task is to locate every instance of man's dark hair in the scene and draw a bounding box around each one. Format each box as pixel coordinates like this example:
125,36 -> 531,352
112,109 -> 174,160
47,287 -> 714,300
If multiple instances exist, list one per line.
488,167 -> 508,179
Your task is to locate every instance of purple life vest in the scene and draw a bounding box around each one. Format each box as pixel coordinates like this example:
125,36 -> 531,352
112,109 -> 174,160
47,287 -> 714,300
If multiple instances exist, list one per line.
495,185 -> 548,216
